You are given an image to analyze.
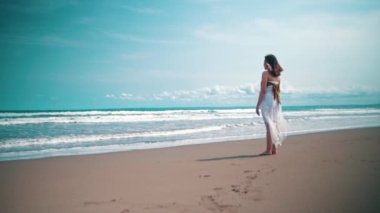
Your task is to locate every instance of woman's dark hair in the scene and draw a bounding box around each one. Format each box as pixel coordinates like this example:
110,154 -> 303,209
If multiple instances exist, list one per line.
265,54 -> 283,77
265,54 -> 283,103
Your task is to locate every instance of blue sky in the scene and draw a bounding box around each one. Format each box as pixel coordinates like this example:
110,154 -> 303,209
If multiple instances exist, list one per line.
1,0 -> 380,110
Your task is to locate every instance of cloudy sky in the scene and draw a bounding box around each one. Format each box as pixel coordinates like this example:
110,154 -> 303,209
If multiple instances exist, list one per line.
1,0 -> 380,110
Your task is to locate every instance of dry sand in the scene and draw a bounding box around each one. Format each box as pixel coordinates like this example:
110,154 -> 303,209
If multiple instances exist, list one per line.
1,127 -> 380,213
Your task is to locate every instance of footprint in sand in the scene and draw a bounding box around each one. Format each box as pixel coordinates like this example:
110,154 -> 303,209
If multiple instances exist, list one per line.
213,187 -> 223,191
248,187 -> 264,201
200,195 -> 240,213
260,165 -> 276,174
231,184 -> 241,193
199,174 -> 211,178
156,202 -> 177,208
141,202 -> 178,211
83,198 -> 117,206
247,174 -> 258,180
232,185 -> 264,201
231,184 -> 250,195
229,171 -> 265,202
120,209 -> 130,213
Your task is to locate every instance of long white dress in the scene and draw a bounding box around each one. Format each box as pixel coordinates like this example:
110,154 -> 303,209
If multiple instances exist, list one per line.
259,80 -> 287,147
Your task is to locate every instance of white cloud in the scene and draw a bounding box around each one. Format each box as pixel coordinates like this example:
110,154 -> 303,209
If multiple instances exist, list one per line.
106,83 -> 260,102
292,85 -> 380,95
110,1 -> 163,14
193,11 -> 380,51
105,31 -> 191,45
40,35 -> 80,47
191,11 -> 380,89
106,83 -> 380,102
0,33 -> 82,47
193,25 -> 256,46
153,84 -> 260,101
196,0 -> 225,3
120,52 -> 148,60
105,94 -> 116,99
76,16 -> 95,25
121,6 -> 163,14
281,83 -> 297,94
106,93 -> 145,101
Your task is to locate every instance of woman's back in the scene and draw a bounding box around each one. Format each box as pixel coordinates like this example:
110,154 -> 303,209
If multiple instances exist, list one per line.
266,71 -> 280,84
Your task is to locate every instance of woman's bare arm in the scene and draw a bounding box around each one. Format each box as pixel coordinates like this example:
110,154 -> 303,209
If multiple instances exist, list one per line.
256,71 -> 268,116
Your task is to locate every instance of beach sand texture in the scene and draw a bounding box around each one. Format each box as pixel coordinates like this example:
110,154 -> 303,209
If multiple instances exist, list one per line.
1,127 -> 379,213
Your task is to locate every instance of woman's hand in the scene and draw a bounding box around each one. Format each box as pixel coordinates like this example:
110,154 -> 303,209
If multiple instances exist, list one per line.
256,106 -> 260,116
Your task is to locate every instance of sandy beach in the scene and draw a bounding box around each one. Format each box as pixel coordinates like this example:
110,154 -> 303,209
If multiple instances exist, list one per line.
1,127 -> 379,213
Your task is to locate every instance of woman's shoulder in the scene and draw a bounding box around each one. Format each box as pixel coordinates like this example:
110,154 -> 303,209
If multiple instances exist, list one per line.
261,70 -> 270,81
262,70 -> 278,78
262,70 -> 270,76
265,71 -> 281,82
262,70 -> 281,80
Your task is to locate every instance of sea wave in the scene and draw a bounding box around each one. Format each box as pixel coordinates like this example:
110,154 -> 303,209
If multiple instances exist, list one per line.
0,125 -> 228,149
1,105 -> 380,161
0,109 -> 253,118
1,107 -> 379,125
0,109 -> 256,125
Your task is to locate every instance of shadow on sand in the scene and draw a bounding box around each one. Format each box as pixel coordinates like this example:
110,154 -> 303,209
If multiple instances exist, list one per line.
196,154 -> 268,162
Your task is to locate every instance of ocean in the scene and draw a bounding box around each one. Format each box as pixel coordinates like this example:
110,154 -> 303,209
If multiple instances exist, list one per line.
1,104 -> 380,161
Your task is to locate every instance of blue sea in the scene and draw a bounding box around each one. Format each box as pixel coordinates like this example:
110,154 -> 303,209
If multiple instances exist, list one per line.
1,104 -> 380,161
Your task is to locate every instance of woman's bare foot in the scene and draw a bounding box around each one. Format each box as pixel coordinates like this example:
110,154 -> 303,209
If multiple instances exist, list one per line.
272,144 -> 277,155
260,150 -> 272,155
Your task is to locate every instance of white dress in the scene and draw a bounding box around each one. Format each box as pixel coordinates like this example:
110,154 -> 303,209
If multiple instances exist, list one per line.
259,80 -> 287,147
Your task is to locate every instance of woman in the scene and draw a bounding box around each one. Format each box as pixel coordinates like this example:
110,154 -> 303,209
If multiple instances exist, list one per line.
256,54 -> 287,155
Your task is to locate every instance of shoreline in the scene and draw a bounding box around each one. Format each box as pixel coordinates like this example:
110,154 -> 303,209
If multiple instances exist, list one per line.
1,127 -> 379,213
2,125 -> 380,162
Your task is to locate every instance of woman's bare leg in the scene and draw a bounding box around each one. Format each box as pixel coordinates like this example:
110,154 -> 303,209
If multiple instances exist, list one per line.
272,144 -> 277,155
261,123 -> 273,155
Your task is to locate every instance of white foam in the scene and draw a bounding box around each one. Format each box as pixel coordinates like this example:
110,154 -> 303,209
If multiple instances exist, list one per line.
0,109 -> 255,125
0,125 -> 228,149
2,124 -> 380,162
2,107 -> 379,125
0,109 -> 253,118
284,108 -> 380,117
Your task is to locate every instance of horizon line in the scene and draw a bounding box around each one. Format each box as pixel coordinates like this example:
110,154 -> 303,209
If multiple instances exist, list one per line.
1,103 -> 380,112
